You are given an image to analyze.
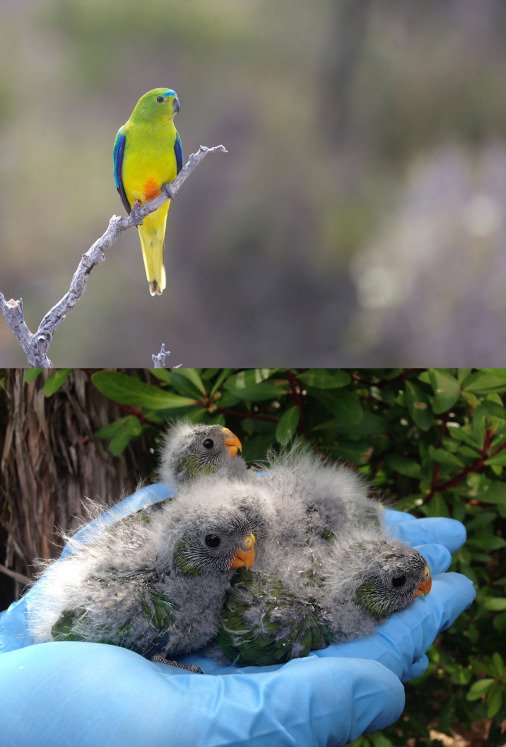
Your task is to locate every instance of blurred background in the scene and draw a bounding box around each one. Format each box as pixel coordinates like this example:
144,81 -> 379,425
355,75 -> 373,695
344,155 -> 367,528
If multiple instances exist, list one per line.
1,0 -> 506,366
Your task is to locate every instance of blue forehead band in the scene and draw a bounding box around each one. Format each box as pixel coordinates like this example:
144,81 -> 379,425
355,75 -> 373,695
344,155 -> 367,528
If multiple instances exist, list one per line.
162,89 -> 177,98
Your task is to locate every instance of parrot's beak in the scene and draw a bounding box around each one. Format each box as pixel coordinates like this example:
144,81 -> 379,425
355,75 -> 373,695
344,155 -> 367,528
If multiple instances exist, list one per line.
222,428 -> 242,458
173,96 -> 180,114
414,565 -> 432,597
229,534 -> 255,570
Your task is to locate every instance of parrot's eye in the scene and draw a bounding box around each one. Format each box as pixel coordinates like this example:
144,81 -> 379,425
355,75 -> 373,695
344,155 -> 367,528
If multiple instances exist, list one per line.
156,95 -> 164,103
205,534 -> 221,548
392,575 -> 406,588
203,438 -> 214,450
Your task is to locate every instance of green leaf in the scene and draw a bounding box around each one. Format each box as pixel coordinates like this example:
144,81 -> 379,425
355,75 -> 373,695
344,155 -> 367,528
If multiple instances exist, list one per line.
487,683 -> 503,719
313,411 -> 386,437
92,371 -> 196,410
297,369 -> 351,389
463,372 -> 506,394
275,406 -> 300,444
427,369 -> 461,411
148,369 -> 172,384
173,368 -> 206,396
224,370 -> 286,401
427,493 -> 450,518
314,390 -> 363,424
467,678 -> 495,700
43,369 -> 74,396
385,453 -> 422,478
485,450 -> 506,467
404,382 -> 433,431
428,446 -> 465,468
167,371 -> 205,400
483,597 -> 506,612
24,368 -> 43,383
467,535 -> 506,551
447,425 -> 481,450
471,479 -> 506,505
210,369 -> 234,395
492,652 -> 504,678
96,416 -> 143,456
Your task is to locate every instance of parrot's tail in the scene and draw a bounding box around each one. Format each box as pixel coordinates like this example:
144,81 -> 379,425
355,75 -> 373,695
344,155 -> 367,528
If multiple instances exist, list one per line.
138,203 -> 170,296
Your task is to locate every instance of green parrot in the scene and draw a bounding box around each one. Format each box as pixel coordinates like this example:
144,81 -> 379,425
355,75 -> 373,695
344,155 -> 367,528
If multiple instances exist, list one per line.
113,88 -> 183,295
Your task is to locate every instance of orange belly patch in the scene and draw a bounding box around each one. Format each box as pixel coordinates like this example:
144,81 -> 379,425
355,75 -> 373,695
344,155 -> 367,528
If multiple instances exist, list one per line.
143,178 -> 161,202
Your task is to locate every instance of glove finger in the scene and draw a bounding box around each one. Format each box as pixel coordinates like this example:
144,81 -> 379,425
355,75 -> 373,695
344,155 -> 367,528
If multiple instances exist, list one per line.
403,655 -> 429,682
175,656 -> 406,746
383,508 -> 416,523
388,517 -> 466,554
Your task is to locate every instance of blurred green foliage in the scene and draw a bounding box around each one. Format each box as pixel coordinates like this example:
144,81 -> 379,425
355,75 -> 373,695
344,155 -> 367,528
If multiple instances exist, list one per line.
2,2 -> 506,364
32,366 -> 506,744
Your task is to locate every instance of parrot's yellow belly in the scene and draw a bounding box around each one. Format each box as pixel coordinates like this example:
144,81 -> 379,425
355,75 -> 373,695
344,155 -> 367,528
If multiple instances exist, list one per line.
122,126 -> 178,207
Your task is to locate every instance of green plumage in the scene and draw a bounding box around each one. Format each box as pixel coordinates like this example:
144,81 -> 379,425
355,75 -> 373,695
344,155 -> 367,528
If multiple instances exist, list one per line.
217,569 -> 333,666
51,567 -> 180,656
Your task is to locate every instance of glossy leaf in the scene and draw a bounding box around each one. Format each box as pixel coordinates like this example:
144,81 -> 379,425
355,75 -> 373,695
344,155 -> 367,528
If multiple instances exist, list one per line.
297,369 -> 351,389
92,371 -> 196,409
275,406 -> 300,444
43,369 -> 74,396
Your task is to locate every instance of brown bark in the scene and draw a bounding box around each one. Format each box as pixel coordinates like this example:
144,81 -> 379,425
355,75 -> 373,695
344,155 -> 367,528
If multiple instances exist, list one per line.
0,369 -> 155,603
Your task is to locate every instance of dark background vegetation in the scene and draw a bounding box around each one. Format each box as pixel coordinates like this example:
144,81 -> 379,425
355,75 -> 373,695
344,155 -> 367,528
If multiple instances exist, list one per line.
0,368 -> 505,746
1,1 -> 506,366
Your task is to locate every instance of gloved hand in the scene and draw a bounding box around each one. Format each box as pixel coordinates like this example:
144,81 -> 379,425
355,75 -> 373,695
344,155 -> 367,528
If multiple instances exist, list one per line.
0,486 -> 476,747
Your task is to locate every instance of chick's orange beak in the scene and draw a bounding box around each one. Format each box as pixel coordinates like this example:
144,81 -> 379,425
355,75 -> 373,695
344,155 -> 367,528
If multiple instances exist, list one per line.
229,533 -> 255,570
414,565 -> 432,597
222,428 -> 242,458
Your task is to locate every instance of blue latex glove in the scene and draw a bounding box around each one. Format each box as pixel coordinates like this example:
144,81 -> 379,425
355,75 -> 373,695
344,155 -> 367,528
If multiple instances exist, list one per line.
0,485 -> 476,747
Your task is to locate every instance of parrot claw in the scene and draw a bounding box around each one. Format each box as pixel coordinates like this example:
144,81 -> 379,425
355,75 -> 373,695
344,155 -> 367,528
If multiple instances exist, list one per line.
163,182 -> 175,201
150,655 -> 203,674
130,199 -> 144,226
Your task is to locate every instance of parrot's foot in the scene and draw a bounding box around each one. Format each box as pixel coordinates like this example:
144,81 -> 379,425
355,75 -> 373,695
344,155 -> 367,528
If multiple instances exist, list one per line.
163,183 -> 175,201
150,655 -> 203,674
130,199 -> 144,227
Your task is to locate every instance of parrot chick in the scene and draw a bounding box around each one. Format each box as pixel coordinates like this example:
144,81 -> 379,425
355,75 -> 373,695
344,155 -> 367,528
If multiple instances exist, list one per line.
113,87 -> 183,295
263,441 -> 384,542
217,526 -> 431,666
28,487 -> 257,663
158,421 -> 247,489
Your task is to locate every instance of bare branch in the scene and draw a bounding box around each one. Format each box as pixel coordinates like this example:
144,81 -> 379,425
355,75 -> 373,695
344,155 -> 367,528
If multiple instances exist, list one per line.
152,343 -> 170,368
0,562 -> 31,586
0,144 -> 227,367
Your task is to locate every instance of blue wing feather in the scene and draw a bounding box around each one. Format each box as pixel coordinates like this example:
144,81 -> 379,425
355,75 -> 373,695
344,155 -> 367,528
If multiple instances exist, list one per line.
113,129 -> 131,214
174,132 -> 183,175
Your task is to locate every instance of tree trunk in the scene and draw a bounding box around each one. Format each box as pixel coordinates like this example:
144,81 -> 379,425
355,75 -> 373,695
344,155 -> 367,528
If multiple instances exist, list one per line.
0,369 -> 155,606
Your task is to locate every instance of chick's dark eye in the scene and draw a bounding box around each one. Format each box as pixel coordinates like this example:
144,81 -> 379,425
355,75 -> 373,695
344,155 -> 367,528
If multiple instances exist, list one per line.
392,575 -> 406,588
203,438 -> 214,449
156,95 -> 164,103
205,534 -> 221,548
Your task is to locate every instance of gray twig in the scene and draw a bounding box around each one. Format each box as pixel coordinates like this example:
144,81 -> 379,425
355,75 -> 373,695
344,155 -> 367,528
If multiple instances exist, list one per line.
0,144 -> 228,367
152,343 -> 170,368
